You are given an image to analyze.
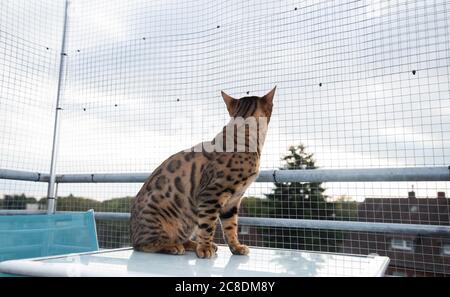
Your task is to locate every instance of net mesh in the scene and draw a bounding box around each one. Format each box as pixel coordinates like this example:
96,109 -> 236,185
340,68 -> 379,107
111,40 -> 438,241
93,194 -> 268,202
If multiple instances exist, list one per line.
0,0 -> 65,211
1,0 -> 450,277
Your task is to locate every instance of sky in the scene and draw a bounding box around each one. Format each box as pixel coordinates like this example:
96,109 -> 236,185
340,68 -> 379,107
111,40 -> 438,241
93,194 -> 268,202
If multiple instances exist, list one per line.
0,0 -> 450,202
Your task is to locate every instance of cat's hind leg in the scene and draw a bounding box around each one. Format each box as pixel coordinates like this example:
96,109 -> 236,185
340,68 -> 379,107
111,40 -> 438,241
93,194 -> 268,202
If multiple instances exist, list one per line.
183,239 -> 218,252
159,244 -> 185,255
183,239 -> 197,251
134,242 -> 185,255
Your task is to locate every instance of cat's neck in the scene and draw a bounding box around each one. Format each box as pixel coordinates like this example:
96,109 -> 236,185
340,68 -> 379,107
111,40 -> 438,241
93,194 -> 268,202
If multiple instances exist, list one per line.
211,117 -> 269,155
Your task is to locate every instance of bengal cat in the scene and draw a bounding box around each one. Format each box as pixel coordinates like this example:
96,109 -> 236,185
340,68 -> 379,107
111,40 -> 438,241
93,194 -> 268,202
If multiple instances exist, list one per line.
131,87 -> 276,258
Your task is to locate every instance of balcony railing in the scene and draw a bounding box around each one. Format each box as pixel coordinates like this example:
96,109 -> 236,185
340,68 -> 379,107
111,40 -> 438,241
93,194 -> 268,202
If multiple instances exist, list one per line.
1,166 -> 450,236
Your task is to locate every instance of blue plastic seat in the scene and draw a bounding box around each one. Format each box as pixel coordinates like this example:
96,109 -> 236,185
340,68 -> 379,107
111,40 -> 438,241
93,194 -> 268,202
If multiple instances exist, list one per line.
0,210 -> 99,264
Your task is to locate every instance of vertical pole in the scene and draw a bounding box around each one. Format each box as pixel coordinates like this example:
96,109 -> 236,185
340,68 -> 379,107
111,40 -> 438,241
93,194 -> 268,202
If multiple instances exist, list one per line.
47,0 -> 70,214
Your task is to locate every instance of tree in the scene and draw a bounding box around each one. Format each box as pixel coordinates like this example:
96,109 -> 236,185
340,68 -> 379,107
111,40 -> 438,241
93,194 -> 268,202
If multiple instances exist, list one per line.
54,195 -> 102,211
333,195 -> 358,221
264,144 -> 341,252
2,193 -> 37,209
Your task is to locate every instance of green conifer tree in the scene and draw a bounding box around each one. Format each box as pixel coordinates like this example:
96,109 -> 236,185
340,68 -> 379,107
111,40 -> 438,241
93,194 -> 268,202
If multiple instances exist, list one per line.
264,144 -> 341,252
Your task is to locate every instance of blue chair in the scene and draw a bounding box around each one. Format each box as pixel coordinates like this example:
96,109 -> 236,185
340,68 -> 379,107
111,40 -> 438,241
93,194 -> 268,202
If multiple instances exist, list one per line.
0,210 -> 99,266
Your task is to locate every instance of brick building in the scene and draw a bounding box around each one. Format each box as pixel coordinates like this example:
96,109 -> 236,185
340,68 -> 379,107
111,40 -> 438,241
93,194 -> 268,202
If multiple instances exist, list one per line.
340,191 -> 450,276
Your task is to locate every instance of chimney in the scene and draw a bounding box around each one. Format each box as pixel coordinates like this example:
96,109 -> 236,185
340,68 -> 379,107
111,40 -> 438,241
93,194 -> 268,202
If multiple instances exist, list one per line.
408,185 -> 416,199
437,192 -> 446,199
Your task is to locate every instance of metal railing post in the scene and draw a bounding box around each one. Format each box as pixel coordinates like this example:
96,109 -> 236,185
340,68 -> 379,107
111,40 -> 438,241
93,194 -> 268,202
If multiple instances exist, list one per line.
47,0 -> 70,214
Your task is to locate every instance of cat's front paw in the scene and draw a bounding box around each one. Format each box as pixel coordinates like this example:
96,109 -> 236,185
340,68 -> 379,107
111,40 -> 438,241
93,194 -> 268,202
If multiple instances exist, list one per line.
196,243 -> 217,259
229,244 -> 249,255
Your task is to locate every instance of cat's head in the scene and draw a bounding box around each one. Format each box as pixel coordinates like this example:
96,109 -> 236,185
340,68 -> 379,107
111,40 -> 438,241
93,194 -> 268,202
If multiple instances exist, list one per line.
221,87 -> 276,122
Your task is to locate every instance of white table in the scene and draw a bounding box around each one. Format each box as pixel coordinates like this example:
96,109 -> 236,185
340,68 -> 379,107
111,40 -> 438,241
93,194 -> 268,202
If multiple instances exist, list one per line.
0,245 -> 389,277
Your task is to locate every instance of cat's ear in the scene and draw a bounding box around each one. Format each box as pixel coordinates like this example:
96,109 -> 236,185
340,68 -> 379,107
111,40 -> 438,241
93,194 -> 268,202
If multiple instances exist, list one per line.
262,86 -> 276,105
221,91 -> 236,115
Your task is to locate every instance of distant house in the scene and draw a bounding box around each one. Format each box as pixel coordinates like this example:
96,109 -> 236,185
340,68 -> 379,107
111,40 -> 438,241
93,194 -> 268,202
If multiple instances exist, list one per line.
25,203 -> 40,211
340,191 -> 450,276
